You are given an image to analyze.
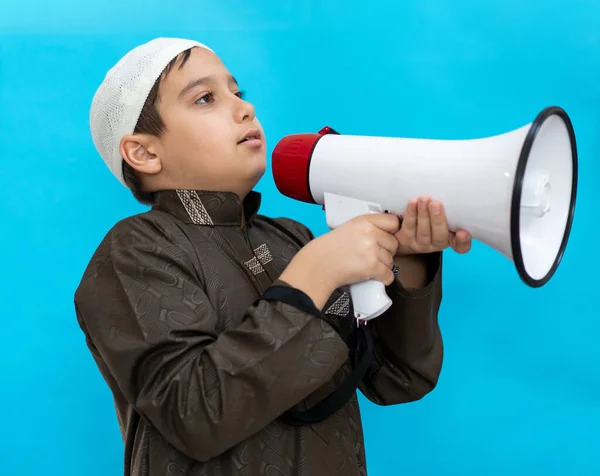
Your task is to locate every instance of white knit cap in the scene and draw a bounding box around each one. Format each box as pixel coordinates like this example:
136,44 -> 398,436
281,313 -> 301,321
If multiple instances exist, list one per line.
89,37 -> 213,186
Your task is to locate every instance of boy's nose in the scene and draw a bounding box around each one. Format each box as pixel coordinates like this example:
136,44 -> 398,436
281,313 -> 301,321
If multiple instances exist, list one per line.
236,98 -> 256,123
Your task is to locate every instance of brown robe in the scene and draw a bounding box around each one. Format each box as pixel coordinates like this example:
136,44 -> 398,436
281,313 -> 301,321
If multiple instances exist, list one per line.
74,189 -> 444,476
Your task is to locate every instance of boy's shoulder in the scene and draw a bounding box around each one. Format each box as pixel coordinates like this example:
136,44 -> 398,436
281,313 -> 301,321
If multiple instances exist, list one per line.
104,208 -> 192,250
76,209 -> 194,285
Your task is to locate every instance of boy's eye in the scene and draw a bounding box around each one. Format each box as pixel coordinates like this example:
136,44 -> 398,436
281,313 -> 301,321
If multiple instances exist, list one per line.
195,92 -> 214,105
194,90 -> 246,105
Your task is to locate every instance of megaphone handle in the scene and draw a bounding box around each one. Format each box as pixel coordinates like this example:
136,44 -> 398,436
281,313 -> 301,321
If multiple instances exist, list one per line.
322,192 -> 394,321
349,279 -> 393,322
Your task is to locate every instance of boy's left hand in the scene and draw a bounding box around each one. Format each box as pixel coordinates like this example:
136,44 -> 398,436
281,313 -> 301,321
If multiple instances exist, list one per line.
394,195 -> 472,256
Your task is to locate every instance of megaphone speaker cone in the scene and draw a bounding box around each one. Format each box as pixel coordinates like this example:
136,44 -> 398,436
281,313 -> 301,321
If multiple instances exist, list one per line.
511,106 -> 578,287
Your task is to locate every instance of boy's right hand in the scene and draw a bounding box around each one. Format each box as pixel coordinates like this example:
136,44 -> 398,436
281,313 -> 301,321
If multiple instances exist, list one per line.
279,214 -> 401,310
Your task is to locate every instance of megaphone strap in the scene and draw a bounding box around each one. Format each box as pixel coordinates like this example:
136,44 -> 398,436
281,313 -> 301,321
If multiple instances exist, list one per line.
260,285 -> 374,427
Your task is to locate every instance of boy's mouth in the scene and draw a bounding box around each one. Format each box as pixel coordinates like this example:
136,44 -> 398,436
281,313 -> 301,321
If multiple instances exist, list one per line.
238,129 -> 262,146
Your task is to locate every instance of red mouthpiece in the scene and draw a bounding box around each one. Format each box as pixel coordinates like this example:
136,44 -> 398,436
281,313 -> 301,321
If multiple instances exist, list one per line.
271,126 -> 337,204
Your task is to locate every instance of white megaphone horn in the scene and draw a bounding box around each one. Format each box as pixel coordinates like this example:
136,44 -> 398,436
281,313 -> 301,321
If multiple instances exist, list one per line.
271,106 -> 578,322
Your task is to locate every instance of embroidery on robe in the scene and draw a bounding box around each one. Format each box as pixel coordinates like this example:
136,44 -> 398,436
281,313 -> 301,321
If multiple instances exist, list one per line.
244,256 -> 264,276
176,190 -> 213,225
325,292 -> 350,317
244,244 -> 273,276
254,244 -> 273,266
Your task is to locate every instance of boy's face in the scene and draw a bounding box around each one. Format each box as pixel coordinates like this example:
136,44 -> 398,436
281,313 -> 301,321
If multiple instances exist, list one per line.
138,47 -> 266,197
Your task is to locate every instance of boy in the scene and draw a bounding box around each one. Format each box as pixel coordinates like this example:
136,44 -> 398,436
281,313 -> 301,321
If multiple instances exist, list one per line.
75,37 -> 471,476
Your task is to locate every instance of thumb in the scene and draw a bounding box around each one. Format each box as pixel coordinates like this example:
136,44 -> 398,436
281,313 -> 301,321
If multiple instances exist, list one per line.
365,213 -> 401,234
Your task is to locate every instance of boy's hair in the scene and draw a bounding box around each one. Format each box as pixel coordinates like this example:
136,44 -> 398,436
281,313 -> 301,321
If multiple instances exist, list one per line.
123,48 -> 194,205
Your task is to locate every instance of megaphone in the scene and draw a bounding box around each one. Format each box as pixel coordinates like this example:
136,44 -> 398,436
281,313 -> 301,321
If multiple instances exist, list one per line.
271,106 -> 578,321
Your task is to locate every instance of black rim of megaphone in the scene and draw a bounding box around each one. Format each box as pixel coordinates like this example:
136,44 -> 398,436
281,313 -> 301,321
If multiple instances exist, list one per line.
510,106 -> 578,288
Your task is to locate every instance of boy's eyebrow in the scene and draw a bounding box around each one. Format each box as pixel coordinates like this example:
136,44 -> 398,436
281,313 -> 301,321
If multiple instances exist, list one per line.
178,74 -> 239,99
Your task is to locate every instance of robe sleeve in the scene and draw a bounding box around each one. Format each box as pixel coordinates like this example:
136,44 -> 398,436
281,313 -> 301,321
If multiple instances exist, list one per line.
358,252 -> 444,405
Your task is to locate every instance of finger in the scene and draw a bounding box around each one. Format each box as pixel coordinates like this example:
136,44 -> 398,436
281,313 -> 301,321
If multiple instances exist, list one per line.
374,228 -> 399,255
450,230 -> 472,254
375,247 -> 395,269
448,230 -> 457,248
457,231 -> 472,253
366,213 -> 401,234
374,261 -> 396,286
400,199 -> 418,235
416,196 -> 432,243
429,201 -> 450,248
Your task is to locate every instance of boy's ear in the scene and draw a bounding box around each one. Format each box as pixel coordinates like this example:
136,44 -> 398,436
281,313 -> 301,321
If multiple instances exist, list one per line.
120,134 -> 162,176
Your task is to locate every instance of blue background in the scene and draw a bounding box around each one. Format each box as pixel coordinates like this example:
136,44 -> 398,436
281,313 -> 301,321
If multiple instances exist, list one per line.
1,0 -> 598,474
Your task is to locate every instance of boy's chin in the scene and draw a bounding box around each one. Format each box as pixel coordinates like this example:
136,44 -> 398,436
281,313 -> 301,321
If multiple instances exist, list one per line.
248,166 -> 267,187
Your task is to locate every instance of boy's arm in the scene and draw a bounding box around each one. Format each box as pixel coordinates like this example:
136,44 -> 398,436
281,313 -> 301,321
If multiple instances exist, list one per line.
74,216 -> 349,464
359,251 -> 444,405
